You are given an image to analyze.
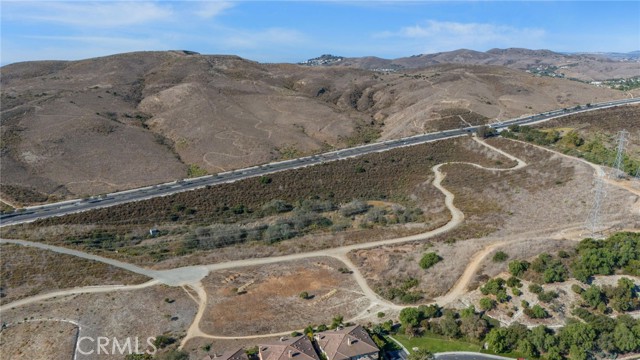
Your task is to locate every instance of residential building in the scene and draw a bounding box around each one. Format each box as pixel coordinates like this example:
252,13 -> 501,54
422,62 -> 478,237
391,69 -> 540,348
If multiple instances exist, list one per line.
258,335 -> 320,360
315,325 -> 379,360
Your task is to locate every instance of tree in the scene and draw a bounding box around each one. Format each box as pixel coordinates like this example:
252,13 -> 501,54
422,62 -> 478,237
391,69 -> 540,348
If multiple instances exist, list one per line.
399,307 -> 422,327
408,348 -> 434,360
546,346 -> 563,360
459,315 -> 489,341
508,260 -> 529,277
518,338 -> 539,358
581,285 -> 605,309
330,315 -> 344,329
543,260 -> 568,283
559,323 -> 596,352
419,304 -> 442,319
477,125 -> 498,138
528,325 -> 553,353
486,328 -> 512,353
439,315 -> 460,338
419,252 -> 442,269
613,322 -> 638,353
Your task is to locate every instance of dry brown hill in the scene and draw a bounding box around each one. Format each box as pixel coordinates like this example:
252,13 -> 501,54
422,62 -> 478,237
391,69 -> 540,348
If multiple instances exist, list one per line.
310,48 -> 640,81
0,50 -> 630,204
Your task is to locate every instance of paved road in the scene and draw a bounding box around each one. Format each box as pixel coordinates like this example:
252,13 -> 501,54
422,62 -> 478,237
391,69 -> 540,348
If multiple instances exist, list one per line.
1,97 -> 638,227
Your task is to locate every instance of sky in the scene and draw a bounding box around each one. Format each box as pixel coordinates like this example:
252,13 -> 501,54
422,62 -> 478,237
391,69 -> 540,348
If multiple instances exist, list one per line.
1,1 -> 639,65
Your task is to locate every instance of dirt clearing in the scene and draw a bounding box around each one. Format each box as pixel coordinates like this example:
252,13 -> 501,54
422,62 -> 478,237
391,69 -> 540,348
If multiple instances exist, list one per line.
200,257 -> 369,336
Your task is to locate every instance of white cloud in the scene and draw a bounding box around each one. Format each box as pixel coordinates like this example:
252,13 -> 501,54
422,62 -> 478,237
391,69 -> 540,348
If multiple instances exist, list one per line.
195,1 -> 234,19
6,1 -> 173,28
376,20 -> 546,51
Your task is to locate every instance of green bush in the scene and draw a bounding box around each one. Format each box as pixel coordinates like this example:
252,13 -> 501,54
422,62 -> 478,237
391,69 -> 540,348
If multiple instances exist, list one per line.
493,251 -> 509,262
529,284 -> 544,294
479,297 -> 496,311
419,252 -> 442,269
508,260 -> 529,277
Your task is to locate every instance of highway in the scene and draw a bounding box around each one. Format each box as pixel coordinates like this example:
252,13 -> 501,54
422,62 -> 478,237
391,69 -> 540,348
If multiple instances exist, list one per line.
1,97 -> 638,226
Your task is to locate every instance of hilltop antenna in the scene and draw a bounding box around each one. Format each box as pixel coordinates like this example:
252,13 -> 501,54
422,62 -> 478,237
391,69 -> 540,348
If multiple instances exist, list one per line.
612,130 -> 629,179
585,171 -> 607,239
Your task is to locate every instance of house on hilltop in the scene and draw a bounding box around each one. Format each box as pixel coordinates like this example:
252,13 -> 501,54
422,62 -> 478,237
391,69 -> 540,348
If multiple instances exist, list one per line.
258,336 -> 320,360
314,325 -> 380,360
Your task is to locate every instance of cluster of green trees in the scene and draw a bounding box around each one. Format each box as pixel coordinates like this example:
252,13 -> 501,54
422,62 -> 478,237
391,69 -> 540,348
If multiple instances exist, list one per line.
506,233 -> 639,285
394,303 -> 640,360
571,232 -> 640,281
574,277 -> 639,313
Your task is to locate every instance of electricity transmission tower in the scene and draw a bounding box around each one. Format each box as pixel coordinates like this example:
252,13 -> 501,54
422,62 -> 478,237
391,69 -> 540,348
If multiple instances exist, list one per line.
611,130 -> 629,178
585,171 -> 607,238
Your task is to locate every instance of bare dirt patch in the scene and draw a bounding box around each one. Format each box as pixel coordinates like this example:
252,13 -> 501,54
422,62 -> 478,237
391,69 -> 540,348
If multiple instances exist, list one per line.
200,257 -> 369,336
0,243 -> 150,305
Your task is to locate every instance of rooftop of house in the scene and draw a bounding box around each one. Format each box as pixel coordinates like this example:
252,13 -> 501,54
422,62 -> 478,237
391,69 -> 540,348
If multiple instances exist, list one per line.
205,348 -> 249,360
258,335 -> 320,360
315,325 -> 379,360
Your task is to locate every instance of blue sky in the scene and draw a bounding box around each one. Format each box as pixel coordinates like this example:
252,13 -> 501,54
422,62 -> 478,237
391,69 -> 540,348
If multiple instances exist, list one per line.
1,1 -> 639,65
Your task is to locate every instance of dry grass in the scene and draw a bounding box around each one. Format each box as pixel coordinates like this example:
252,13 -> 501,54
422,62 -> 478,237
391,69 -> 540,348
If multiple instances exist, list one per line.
0,244 -> 150,305
200,257 -> 369,336
533,103 -> 640,155
348,138 -> 639,301
4,136 -> 516,269
0,284 -> 197,360
1,52 -> 626,201
0,320 -> 77,360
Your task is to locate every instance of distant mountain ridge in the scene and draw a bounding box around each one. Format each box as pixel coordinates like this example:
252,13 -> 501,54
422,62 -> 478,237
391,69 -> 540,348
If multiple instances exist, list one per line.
300,48 -> 640,81
0,50 -> 632,203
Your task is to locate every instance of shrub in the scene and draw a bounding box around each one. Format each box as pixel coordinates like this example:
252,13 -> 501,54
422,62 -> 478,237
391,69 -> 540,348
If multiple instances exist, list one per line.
508,260 -> 530,277
529,284 -> 544,294
339,200 -> 370,217
506,276 -> 522,288
512,288 -> 522,297
524,305 -> 550,319
479,297 -> 496,311
419,252 -> 442,269
493,251 -> 509,262
299,291 -> 310,299
571,284 -> 584,294
538,290 -> 559,303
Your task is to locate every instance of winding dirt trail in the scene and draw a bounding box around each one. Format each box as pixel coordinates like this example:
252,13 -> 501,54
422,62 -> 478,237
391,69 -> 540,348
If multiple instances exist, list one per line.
1,280 -> 161,309
6,136 -> 636,344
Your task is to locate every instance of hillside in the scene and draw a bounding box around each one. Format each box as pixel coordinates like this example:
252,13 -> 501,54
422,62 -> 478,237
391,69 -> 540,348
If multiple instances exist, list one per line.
304,48 -> 640,81
0,50 -> 629,204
